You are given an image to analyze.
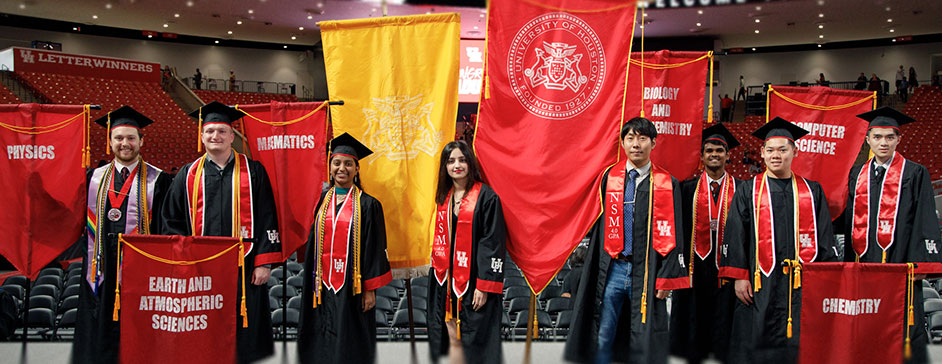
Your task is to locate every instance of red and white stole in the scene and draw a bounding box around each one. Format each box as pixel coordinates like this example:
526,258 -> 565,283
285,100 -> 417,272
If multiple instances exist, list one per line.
852,153 -> 906,262
432,183 -> 482,300
316,187 -> 361,293
691,173 -> 735,268
603,163 -> 677,259
753,171 -> 818,277
186,152 -> 254,255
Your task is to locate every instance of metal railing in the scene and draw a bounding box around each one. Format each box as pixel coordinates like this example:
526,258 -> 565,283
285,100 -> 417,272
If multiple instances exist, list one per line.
181,76 -> 296,95
0,71 -> 52,104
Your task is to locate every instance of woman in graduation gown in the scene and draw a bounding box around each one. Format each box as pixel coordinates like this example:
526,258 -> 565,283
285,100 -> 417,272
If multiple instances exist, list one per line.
427,141 -> 507,364
298,133 -> 392,364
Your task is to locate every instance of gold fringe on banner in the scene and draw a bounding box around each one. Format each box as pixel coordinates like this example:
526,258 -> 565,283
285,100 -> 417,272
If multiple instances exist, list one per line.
240,240 -> 247,328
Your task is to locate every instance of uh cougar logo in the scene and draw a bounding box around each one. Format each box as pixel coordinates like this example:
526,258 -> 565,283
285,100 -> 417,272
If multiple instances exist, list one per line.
508,12 -> 605,120
19,50 -> 35,64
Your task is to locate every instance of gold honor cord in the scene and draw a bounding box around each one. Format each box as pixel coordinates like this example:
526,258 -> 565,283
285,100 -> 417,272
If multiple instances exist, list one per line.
113,234 -> 247,325
641,175 -> 653,323
765,85 -> 876,122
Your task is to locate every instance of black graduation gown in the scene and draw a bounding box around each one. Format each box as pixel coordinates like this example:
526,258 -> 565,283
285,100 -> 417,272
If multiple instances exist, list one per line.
297,189 -> 391,364
427,184 -> 507,364
73,163 -> 172,364
842,160 -> 942,364
670,175 -> 744,363
160,156 -> 282,364
564,167 -> 688,364
719,177 -> 838,364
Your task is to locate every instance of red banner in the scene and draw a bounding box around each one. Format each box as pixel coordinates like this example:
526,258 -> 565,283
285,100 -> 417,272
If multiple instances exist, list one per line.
767,86 -> 874,219
799,262 -> 907,363
7,46 -> 160,82
475,0 -> 637,293
0,103 -> 89,279
236,102 -> 328,260
118,235 -> 241,364
623,50 -> 709,180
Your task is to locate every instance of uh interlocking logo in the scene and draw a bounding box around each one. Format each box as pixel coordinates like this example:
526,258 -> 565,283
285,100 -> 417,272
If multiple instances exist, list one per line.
879,219 -> 892,234
799,233 -> 813,248
333,258 -> 345,273
19,49 -> 35,64
456,251 -> 469,268
362,95 -> 440,163
508,12 -> 605,120
490,257 -> 503,273
657,220 -> 672,237
926,239 -> 939,255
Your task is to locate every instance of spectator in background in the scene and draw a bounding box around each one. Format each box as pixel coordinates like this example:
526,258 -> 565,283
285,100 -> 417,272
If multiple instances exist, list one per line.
736,75 -> 746,101
908,66 -> 918,94
561,244 -> 587,301
720,94 -> 733,122
229,70 -> 236,91
816,73 -> 826,85
869,73 -> 883,103
855,72 -> 867,90
194,68 -> 202,90
932,75 -> 941,90
896,65 -> 906,100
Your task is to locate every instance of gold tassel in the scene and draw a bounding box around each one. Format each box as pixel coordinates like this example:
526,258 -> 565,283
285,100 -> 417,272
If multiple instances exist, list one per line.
905,338 -> 912,360
707,52 -> 714,124
909,305 -> 914,326
240,240 -> 247,328
754,270 -> 762,291
529,294 -> 538,339
640,293 -> 648,324
793,265 -> 801,289
765,86 -> 772,123
882,250 -> 887,264
787,318 -> 793,338
105,112 -> 111,155
456,297 -> 462,341
112,234 -> 123,321
197,107 -> 203,152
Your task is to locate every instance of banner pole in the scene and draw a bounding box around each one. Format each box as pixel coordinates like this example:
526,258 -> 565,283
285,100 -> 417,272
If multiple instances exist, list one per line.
523,292 -> 534,364
22,278 -> 30,344
282,281 -> 287,340
405,279 -> 417,364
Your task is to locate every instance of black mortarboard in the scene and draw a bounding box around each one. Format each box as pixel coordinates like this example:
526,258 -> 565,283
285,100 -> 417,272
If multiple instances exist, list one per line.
856,106 -> 916,130
701,123 -> 740,150
188,101 -> 245,125
751,117 -> 809,141
94,105 -> 154,130
329,132 -> 373,161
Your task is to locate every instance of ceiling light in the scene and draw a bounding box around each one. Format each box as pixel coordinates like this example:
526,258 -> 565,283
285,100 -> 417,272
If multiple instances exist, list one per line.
819,34 -> 824,38
214,40 -> 219,44
754,29 -> 759,34
892,39 -> 897,42
887,18 -> 893,23
72,27 -> 78,31
697,10 -> 703,15
751,47 -> 756,51
298,26 -> 304,30
291,36 -> 296,40
317,2 -> 323,8
92,15 -> 98,19
885,6 -> 891,11
817,0 -> 824,5
643,12 -> 648,17
163,23 -> 168,28
147,35 -> 153,38
889,29 -> 895,33
227,30 -> 233,34
247,9 -> 254,14
818,24 -> 823,29
696,22 -> 701,27
818,44 -> 822,47
18,3 -> 25,9
283,45 -> 287,49
473,26 -> 479,29
186,1 -> 193,7
105,3 -> 112,9
755,6 -> 762,11
818,13 -> 824,18
480,14 -> 485,18
174,13 -> 180,18
237,20 -> 242,25
307,15 -> 313,19
755,18 -> 760,23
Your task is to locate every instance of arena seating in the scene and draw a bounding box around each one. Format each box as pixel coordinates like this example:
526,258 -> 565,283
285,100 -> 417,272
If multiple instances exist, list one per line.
15,71 -> 199,172
0,85 -> 20,104
901,86 -> 942,181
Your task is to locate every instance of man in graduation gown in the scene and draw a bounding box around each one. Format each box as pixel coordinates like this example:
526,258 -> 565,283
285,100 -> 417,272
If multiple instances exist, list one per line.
565,117 -> 688,364
718,117 -> 838,364
670,123 -> 744,363
843,107 -> 942,363
161,101 -> 283,363
297,133 -> 392,364
74,106 -> 172,364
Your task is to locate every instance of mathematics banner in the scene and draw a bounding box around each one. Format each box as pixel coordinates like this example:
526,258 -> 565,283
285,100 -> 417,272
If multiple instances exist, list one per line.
236,101 -> 328,261
118,235 -> 241,364
767,86 -> 874,219
320,14 -> 459,278
0,103 -> 89,279
475,0 -> 637,293
799,262 -> 907,363
624,50 -> 710,180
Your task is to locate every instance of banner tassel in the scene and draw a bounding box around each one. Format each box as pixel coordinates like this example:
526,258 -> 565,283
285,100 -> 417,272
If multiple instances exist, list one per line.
707,52 -> 714,124
113,234 -> 123,321
456,297 -> 462,341
240,240 -> 248,328
793,264 -> 801,289
197,107 -> 203,153
754,270 -> 762,291
905,263 -> 914,359
105,112 -> 111,155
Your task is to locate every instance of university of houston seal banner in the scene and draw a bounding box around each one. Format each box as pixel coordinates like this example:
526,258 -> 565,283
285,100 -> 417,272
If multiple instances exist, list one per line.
320,13 -> 460,278
475,0 -> 638,293
118,235 -> 242,364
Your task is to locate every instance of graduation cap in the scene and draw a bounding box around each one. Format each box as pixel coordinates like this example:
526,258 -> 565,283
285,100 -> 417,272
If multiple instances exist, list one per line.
188,101 -> 245,126
751,117 -> 809,142
329,132 -> 373,161
94,105 -> 154,155
856,106 -> 916,130
94,105 -> 154,130
701,123 -> 740,150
